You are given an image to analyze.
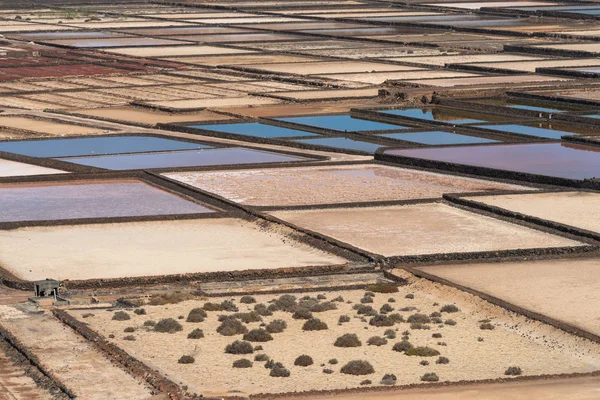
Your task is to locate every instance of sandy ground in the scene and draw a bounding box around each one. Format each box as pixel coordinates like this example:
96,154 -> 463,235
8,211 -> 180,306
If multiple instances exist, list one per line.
538,43 -> 600,52
0,218 -> 346,281
465,191 -> 600,233
2,311 -> 152,399
274,88 -> 379,100
416,257 -> 600,336
246,62 -> 420,75
270,203 -> 582,256
164,164 -> 529,207
166,54 -> 320,66
317,70 -> 477,85
70,276 -> 600,397
385,54 -> 544,66
74,107 -> 233,125
470,58 -> 600,72
146,96 -> 281,110
296,376 -> 600,400
0,116 -> 107,135
0,159 -> 65,177
408,75 -> 571,88
0,343 -> 53,400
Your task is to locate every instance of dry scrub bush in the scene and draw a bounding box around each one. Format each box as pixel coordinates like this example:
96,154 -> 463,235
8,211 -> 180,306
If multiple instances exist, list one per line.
445,319 -> 457,326
392,341 -> 413,353
505,366 -> 522,376
255,354 -> 269,362
188,328 -> 204,339
178,355 -> 194,364
232,311 -> 262,323
405,294 -> 415,299
254,304 -> 273,317
340,360 -> 375,376
112,311 -> 130,321
407,314 -> 431,324
134,308 -> 146,315
480,323 -> 495,330
410,323 -> 430,330
323,368 -> 334,374
221,300 -> 238,312
273,295 -> 297,312
292,308 -> 313,320
124,327 -> 135,333
310,302 -> 337,313
240,296 -> 256,304
203,302 -> 223,311
338,315 -> 351,324
334,333 -> 362,347
354,304 -> 376,316
270,365 -> 291,378
143,320 -> 156,327
367,336 -> 388,346
123,335 -> 135,341
243,329 -> 273,342
384,329 -> 396,339
233,359 -> 253,368
317,294 -> 327,300
405,347 -> 440,357
154,318 -> 183,333
302,318 -> 328,331
369,314 -> 395,327
432,333 -> 442,338
186,308 -> 207,323
294,355 -> 314,367
217,318 -> 248,336
380,304 -> 394,314
225,340 -> 254,355
440,304 -> 460,313
266,319 -> 287,334
381,374 -> 397,385
329,359 -> 338,365
360,380 -> 372,385
436,356 -> 450,364
421,373 -> 439,382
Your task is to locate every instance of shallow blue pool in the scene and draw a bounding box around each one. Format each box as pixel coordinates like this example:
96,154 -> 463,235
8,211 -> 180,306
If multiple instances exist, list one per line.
194,123 -> 319,139
277,115 -> 408,132
380,109 -> 484,124
293,137 -> 383,153
379,131 -> 497,145
475,124 -> 575,139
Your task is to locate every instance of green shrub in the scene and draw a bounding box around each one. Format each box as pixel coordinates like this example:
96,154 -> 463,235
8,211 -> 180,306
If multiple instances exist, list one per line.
265,319 -> 287,334
225,340 -> 254,354
243,329 -> 273,342
302,318 -> 328,331
233,359 -> 253,368
405,347 -> 440,357
294,355 -> 313,367
154,318 -> 183,333
334,333 -> 361,347
340,360 -> 374,375
186,308 -> 207,323
187,328 -> 204,339
112,311 -> 130,321
178,355 -> 194,364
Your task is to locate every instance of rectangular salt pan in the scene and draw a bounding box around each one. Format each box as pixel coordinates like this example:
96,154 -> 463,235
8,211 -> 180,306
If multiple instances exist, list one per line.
379,131 -> 497,145
0,136 -> 211,158
293,137 -> 383,153
276,115 -> 409,132
0,181 -> 212,222
57,148 -> 308,170
193,123 -> 319,139
385,143 -> 600,180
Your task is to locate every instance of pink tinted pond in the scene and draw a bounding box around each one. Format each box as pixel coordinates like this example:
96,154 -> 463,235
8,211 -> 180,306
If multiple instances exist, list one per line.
384,143 -> 600,180
0,180 -> 212,222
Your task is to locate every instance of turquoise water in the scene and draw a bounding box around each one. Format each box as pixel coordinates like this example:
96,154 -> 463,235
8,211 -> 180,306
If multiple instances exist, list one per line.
294,137 -> 383,153
277,115 -> 408,132
0,136 -> 211,158
475,124 -> 574,139
379,131 -> 497,145
57,148 -> 306,170
381,109 -> 483,124
194,123 -> 319,139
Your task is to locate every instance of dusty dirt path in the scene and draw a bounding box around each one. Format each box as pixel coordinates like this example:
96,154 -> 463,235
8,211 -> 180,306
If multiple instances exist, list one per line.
282,376 -> 600,400
0,344 -> 52,400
